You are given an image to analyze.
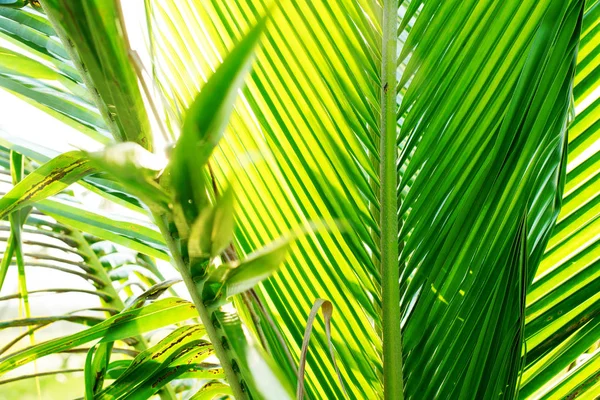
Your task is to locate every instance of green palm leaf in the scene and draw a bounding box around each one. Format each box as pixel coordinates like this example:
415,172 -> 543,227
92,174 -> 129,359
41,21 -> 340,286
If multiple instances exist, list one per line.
0,149 -> 185,398
0,6 -> 112,144
146,0 -> 586,398
39,0 -> 153,149
520,1 -> 600,398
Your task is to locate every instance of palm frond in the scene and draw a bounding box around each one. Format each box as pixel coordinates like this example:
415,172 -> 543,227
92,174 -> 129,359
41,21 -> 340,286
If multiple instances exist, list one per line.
520,0 -> 600,397
0,149 -> 198,398
0,6 -> 112,144
0,10 -> 288,397
396,1 -> 583,398
38,0 -> 153,149
146,0 -> 586,398
147,1 -> 383,397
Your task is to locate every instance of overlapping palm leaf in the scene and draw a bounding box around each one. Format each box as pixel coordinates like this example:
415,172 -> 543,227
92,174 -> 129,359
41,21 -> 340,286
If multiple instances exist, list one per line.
520,0 -> 600,397
0,4 -> 162,223
0,147 -> 198,398
146,0 -> 588,398
147,1 -> 385,397
0,6 -> 112,144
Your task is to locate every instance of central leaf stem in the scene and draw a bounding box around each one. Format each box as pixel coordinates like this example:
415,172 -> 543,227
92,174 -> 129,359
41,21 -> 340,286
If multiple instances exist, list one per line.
154,214 -> 247,400
380,1 -> 404,399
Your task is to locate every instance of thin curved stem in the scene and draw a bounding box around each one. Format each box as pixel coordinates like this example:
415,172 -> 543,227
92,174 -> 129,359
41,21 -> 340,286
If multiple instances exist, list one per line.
154,214 -> 247,400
